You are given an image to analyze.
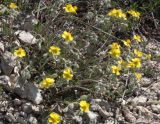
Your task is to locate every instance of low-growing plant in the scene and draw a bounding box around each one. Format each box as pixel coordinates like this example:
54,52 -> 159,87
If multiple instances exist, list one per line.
0,0 -> 158,123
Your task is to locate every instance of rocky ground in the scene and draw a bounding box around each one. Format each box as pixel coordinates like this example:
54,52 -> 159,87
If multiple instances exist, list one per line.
1,1 -> 160,124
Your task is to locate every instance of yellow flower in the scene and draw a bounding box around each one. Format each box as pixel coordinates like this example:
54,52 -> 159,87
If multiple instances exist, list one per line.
133,35 -> 142,42
128,58 -> 141,68
62,31 -> 73,42
134,49 -> 142,57
79,100 -> 90,113
49,46 -> 61,56
63,4 -> 78,13
107,9 -> 127,20
9,3 -> 18,9
109,48 -> 121,58
111,65 -> 121,75
127,61 -> 135,68
134,73 -> 142,80
145,54 -> 151,60
40,78 -> 55,89
111,43 -> 120,49
122,39 -> 131,47
63,67 -> 73,80
14,48 -> 26,58
127,10 -> 140,19
118,59 -> 126,68
48,112 -> 61,124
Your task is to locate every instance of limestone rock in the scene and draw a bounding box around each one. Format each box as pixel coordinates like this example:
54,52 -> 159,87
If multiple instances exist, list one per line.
15,30 -> 37,44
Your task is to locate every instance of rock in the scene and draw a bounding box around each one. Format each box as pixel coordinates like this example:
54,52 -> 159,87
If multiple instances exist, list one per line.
0,76 -> 42,104
104,117 -> 114,124
1,51 -> 18,76
0,100 -> 9,111
32,105 -> 42,114
0,76 -> 11,90
131,96 -> 147,105
136,106 -> 153,119
91,99 -> 111,111
28,115 -> 38,124
91,104 -> 112,118
87,111 -> 98,124
121,106 -> 136,123
140,77 -> 152,87
22,103 -> 33,114
0,42 -> 4,52
151,105 -> 160,114
19,111 -> 27,118
14,98 -> 22,106
15,30 -> 37,44
5,112 -> 16,122
151,82 -> 160,92
16,117 -> 27,124
13,76 -> 43,104
73,116 -> 82,124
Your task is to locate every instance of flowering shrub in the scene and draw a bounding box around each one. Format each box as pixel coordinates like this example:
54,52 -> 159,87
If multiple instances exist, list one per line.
0,0 -> 157,123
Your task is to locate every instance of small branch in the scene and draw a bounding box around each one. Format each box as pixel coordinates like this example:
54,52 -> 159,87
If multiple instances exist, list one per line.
151,12 -> 158,29
55,86 -> 91,96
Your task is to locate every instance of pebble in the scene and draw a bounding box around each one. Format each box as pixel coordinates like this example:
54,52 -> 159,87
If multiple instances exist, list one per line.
14,98 -> 22,106
22,103 -> 32,114
28,115 -> 38,124
131,96 -> 147,104
151,105 -> 160,114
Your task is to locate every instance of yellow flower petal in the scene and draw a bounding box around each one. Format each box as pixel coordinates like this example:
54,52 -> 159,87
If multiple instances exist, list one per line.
79,101 -> 90,113
9,3 -> 18,9
14,48 -> 26,58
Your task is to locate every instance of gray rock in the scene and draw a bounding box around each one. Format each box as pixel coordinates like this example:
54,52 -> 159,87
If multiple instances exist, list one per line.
151,105 -> 160,114
0,42 -> 4,52
19,111 -> 27,118
16,117 -> 27,124
151,82 -> 160,92
73,116 -> 82,124
14,98 -> 22,106
131,96 -> 147,104
5,112 -> 16,122
13,76 -> 43,104
91,104 -> 112,118
87,111 -> 98,124
15,30 -> 37,44
0,76 -> 11,90
22,103 -> 33,114
121,106 -> 136,123
0,75 -> 43,104
28,115 -> 38,124
136,106 -> 153,121
1,51 -> 17,76
140,77 -> 151,87
32,105 -> 43,114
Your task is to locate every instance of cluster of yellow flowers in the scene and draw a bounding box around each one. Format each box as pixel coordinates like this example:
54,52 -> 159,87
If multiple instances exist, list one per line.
127,10 -> 141,19
39,67 -> 73,89
14,31 -> 74,89
109,43 -> 121,58
46,4 -> 91,124
107,9 -> 140,20
109,34 -> 151,80
48,100 -> 90,124
13,3 -> 76,91
11,2 -> 150,124
107,9 -> 127,20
